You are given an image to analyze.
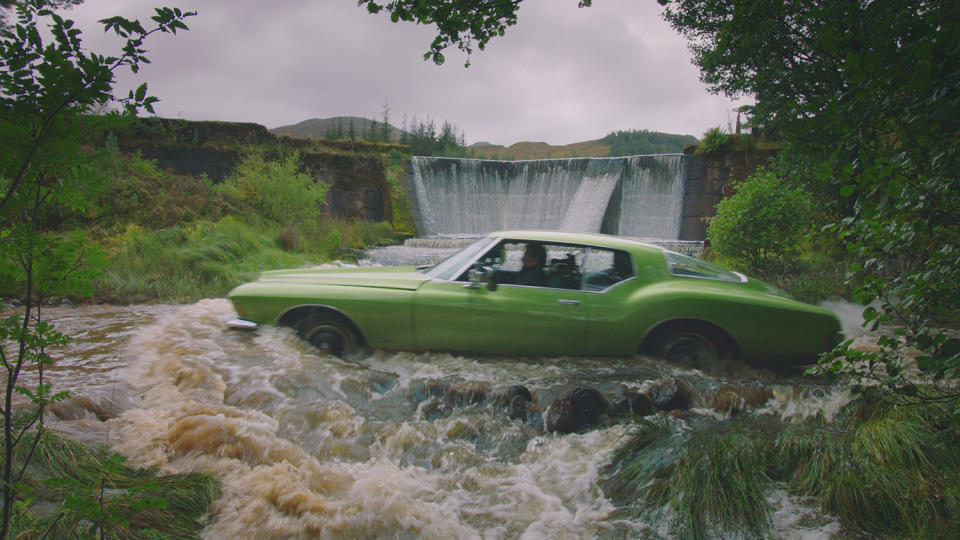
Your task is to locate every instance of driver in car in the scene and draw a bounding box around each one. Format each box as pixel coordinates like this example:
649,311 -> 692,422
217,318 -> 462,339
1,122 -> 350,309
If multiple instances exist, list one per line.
514,243 -> 548,286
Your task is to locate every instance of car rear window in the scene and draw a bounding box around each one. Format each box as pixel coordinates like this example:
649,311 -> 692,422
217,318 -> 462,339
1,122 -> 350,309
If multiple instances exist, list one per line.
665,251 -> 746,283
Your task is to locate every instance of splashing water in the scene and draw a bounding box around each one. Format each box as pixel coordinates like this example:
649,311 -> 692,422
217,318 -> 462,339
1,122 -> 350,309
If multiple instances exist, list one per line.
13,299 -> 859,538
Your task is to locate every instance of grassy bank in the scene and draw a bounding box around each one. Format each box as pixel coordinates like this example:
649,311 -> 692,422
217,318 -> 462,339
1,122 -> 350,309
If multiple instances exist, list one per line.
49,146 -> 405,304
94,216 -> 397,304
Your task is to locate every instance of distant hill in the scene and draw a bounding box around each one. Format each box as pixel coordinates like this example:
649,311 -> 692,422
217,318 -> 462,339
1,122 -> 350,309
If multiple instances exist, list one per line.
271,116 -> 404,141
272,118 -> 697,159
469,130 -> 697,160
470,140 -> 612,160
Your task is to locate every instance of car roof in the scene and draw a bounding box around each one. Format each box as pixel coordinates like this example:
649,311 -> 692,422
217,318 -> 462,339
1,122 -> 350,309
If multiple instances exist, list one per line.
489,230 -> 667,255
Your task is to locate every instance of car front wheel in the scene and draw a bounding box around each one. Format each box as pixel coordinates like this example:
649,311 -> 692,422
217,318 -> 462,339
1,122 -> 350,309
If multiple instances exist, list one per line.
294,315 -> 359,357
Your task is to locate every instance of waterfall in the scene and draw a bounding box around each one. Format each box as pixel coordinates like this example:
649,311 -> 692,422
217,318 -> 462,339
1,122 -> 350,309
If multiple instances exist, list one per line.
409,154 -> 686,239
612,155 -> 687,238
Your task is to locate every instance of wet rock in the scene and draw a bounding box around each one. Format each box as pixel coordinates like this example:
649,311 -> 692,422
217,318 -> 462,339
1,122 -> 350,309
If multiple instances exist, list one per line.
508,395 -> 527,421
648,377 -> 694,411
609,398 -> 632,419
491,384 -> 534,407
544,398 -> 574,433
609,391 -> 656,419
709,384 -> 774,415
405,379 -> 447,403
629,393 -> 657,416
508,384 -> 533,402
544,386 -> 609,434
444,382 -> 488,406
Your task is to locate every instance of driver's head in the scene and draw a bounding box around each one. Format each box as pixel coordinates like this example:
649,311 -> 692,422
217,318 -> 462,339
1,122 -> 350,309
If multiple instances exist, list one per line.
523,243 -> 546,268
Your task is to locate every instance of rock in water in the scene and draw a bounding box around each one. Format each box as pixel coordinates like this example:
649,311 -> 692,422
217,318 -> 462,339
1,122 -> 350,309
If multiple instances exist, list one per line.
648,377 -> 694,411
544,386 -> 608,433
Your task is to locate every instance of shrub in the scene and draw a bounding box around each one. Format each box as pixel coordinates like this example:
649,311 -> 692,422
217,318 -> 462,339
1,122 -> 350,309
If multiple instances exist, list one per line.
93,153 -> 228,229
695,127 -> 731,154
707,170 -> 816,274
218,150 -> 328,226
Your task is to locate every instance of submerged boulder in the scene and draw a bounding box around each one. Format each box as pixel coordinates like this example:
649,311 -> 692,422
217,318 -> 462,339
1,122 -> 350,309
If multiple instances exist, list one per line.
648,377 -> 694,411
629,392 -> 657,416
509,395 -> 528,421
544,386 -> 609,433
610,391 -> 656,419
708,384 -> 773,415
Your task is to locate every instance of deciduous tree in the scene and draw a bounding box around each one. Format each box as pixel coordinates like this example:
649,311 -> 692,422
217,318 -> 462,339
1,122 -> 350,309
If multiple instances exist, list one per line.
658,0 -> 960,395
359,0 -> 593,66
0,2 -> 193,535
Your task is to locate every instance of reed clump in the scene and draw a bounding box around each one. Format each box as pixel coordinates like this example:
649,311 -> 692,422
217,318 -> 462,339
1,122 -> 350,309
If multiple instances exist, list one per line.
603,391 -> 960,538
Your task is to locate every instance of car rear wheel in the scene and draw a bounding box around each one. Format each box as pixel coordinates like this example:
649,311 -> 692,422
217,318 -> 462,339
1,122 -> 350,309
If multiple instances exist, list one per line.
648,322 -> 735,365
294,315 -> 359,357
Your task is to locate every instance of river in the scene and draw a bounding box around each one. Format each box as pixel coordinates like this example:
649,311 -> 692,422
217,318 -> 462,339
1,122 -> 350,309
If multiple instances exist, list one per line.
6,252 -> 869,538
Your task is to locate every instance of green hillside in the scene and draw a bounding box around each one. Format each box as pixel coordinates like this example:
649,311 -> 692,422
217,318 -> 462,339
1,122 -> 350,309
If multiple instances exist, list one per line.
470,129 -> 697,160
271,116 -> 404,141
470,139 -> 612,159
272,117 -> 698,160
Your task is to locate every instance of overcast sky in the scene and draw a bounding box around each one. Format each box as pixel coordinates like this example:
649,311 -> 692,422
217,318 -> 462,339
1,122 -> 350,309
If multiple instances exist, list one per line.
61,0 -> 750,146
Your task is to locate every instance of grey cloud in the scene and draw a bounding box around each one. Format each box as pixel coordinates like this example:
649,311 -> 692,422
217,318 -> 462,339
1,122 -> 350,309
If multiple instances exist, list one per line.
64,0 -> 749,145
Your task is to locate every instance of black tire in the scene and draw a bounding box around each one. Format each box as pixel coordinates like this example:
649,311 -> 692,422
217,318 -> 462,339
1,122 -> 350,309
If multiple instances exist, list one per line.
648,322 -> 735,365
294,315 -> 359,357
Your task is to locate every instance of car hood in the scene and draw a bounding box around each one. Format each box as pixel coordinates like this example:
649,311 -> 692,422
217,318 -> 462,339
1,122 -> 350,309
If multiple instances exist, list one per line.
256,266 -> 429,291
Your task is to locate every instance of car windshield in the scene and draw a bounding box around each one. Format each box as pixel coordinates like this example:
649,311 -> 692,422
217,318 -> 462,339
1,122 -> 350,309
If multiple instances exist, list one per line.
421,236 -> 498,281
665,250 -> 745,283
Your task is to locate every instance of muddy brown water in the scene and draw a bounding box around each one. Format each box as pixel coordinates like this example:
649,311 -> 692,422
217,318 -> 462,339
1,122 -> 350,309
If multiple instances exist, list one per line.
0,295 -> 868,539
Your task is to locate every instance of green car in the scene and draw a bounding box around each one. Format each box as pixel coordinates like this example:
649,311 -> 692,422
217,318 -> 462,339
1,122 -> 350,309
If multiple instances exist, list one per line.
227,230 -> 841,367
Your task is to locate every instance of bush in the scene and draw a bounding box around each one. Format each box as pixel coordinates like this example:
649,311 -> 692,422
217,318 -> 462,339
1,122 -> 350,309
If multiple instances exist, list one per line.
93,151 -> 228,229
695,127 -> 730,154
218,151 -> 327,226
707,170 -> 816,273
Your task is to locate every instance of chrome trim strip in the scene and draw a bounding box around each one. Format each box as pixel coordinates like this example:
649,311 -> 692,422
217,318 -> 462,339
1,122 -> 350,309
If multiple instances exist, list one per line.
226,318 -> 258,330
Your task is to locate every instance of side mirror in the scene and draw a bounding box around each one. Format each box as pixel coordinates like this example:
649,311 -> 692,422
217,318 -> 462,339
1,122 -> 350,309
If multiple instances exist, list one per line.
466,265 -> 498,291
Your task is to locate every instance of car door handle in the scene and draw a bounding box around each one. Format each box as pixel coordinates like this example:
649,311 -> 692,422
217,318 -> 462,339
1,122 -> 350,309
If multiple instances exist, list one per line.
557,299 -> 580,306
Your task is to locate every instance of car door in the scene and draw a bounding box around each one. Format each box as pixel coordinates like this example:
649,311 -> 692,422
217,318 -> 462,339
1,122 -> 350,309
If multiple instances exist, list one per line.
413,240 -> 589,356
413,279 -> 589,356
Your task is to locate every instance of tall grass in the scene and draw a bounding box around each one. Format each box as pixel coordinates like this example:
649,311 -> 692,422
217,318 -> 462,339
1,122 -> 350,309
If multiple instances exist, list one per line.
603,393 -> 960,538
774,393 -> 960,535
95,216 -> 399,303
603,417 -> 775,539
7,430 -> 218,539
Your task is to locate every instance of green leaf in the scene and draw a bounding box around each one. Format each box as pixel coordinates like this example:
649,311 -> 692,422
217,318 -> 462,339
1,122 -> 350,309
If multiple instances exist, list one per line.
134,82 -> 147,102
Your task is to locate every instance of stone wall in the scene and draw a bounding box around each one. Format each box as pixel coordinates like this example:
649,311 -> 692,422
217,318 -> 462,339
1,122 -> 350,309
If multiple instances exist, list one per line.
678,148 -> 778,241
115,118 -> 400,222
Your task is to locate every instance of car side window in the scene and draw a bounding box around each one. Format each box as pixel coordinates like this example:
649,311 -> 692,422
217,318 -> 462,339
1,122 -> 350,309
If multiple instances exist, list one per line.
486,242 -> 584,290
582,248 -> 634,291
